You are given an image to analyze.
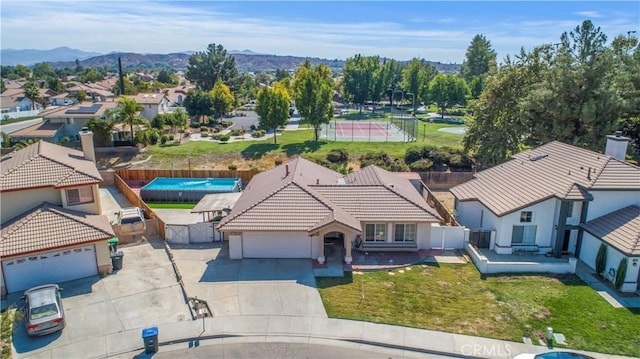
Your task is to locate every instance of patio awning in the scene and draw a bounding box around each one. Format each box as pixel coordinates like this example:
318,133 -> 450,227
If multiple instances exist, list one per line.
191,193 -> 242,214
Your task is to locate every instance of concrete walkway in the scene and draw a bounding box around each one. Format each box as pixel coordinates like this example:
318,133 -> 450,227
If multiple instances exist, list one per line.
22,315 -> 631,359
574,260 -> 640,308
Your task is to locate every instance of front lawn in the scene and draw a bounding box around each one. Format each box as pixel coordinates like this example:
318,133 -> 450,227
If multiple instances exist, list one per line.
316,263 -> 640,357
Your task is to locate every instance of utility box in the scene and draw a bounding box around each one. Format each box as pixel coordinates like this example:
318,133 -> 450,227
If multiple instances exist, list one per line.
142,326 -> 159,354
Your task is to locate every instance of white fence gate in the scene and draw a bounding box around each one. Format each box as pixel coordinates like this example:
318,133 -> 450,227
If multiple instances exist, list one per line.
166,223 -> 220,244
430,226 -> 469,250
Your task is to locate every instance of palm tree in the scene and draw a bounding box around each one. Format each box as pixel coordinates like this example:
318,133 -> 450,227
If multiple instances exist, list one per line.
23,82 -> 40,110
116,96 -> 144,142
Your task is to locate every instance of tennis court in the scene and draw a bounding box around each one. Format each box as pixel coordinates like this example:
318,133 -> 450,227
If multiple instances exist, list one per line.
319,119 -> 417,142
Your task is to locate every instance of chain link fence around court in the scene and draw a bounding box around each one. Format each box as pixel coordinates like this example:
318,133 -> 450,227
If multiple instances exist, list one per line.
318,116 -> 418,142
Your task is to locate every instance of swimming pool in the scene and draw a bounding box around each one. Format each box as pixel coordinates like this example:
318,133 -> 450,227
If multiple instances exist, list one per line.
141,177 -> 242,202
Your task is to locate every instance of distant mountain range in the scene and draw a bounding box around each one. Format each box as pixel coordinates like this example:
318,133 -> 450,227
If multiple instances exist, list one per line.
1,47 -> 461,74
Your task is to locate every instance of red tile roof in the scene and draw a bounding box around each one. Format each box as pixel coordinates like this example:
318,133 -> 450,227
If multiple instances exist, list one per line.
1,141 -> 102,192
581,205 -> 640,256
451,141 -> 640,216
1,203 -> 114,257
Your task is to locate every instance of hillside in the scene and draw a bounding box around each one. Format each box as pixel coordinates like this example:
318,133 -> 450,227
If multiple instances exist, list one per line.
1,47 -> 102,66
46,52 -> 460,73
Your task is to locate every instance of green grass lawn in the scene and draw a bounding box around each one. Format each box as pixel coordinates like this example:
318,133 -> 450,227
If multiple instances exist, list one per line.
316,263 -> 640,357
145,122 -> 465,167
145,202 -> 196,209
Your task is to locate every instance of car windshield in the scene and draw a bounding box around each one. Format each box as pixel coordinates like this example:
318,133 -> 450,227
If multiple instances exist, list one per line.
30,303 -> 58,320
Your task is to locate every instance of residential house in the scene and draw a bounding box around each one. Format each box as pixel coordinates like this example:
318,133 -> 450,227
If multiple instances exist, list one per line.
0,131 -> 114,296
451,134 -> 640,291
129,93 -> 170,121
43,101 -> 119,140
217,157 -> 443,264
0,88 -> 41,119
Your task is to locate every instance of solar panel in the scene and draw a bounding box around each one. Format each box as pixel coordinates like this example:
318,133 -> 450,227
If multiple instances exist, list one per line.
65,104 -> 102,115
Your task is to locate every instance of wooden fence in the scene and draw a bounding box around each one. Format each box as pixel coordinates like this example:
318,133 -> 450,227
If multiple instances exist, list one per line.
416,171 -> 474,190
114,172 -> 166,239
422,184 -> 459,226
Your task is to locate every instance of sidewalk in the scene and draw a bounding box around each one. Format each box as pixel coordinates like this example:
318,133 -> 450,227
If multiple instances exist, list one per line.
20,315 -> 631,359
574,260 -> 640,308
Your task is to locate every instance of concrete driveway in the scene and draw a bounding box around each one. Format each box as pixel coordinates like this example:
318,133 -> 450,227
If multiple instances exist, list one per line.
8,238 -> 190,358
169,242 -> 327,318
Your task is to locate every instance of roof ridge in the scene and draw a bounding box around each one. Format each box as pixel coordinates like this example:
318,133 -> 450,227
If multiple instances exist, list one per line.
0,142 -> 41,179
218,181 -> 292,226
38,143 -> 100,181
1,203 -> 47,239
48,205 -> 114,236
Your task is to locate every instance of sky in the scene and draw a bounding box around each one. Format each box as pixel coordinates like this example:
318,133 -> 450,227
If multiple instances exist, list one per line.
1,1 -> 638,64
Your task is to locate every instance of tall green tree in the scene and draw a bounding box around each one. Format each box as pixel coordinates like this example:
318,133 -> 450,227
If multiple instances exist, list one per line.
372,58 -> 399,103
256,82 -> 291,144
401,58 -> 436,113
87,117 -> 116,147
116,96 -> 145,141
429,74 -> 469,118
460,34 -> 497,98
22,81 -> 40,110
183,89 -> 214,123
342,54 -> 378,111
274,68 -> 290,81
210,80 -> 235,119
186,43 -> 239,91
612,32 -> 640,155
294,60 -> 334,141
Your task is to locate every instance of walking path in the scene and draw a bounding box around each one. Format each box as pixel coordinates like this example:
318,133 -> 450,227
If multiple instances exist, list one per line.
574,260 -> 640,308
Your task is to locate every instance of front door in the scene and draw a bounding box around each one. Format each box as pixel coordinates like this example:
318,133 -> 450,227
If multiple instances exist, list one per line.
562,230 -> 571,253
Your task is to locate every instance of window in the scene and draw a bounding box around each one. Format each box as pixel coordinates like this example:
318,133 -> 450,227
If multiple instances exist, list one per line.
364,223 -> 386,242
394,224 -> 416,242
519,211 -> 533,223
566,202 -> 574,218
66,187 -> 94,205
512,225 -> 537,244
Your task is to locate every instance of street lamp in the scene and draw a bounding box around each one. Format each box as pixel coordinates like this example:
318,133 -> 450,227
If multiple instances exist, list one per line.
405,92 -> 416,117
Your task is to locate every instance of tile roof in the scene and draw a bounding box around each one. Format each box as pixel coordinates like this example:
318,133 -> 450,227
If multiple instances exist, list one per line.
1,141 -> 102,192
581,205 -> 640,256
44,101 -> 118,119
0,202 -> 114,257
450,141 -> 640,216
129,93 -> 168,104
218,157 -> 441,233
8,120 -> 64,138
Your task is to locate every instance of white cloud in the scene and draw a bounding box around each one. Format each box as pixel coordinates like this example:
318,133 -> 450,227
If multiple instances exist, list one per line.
575,11 -> 603,18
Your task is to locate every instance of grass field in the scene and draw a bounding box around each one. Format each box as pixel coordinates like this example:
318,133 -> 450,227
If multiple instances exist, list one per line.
316,264 -> 640,357
141,121 -> 465,170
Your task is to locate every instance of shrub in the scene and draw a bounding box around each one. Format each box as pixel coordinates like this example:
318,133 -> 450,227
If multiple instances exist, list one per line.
230,129 -> 244,136
169,134 -> 174,141
595,244 -> 607,276
190,121 -> 200,128
251,130 -> 266,138
274,158 -> 283,166
218,134 -> 230,142
221,121 -> 232,128
360,152 -> 408,172
149,131 -> 160,145
227,164 -> 237,170
214,125 -> 223,133
404,147 -> 423,164
327,148 -> 349,163
409,158 -> 434,171
250,124 -> 257,131
200,127 -> 208,133
615,258 -> 627,290
201,132 -> 209,138
160,134 -> 169,144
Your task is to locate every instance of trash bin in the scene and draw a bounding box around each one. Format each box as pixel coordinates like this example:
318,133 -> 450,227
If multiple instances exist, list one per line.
108,237 -> 119,252
111,251 -> 124,271
142,326 -> 158,354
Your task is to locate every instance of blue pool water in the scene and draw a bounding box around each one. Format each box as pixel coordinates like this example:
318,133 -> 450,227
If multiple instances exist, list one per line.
143,178 -> 240,191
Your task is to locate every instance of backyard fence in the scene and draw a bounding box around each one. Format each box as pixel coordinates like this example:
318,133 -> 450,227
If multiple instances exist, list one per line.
114,172 -> 166,240
115,168 -> 259,185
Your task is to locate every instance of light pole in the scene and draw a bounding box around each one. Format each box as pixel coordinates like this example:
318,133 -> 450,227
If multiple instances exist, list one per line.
394,90 -> 404,141
405,92 -> 415,117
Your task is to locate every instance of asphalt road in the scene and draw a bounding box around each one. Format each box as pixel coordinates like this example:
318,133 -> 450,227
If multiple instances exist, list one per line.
227,111 -> 259,131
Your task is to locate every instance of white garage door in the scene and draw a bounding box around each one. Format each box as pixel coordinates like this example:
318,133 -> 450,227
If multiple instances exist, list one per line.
2,244 -> 98,293
242,232 -> 311,258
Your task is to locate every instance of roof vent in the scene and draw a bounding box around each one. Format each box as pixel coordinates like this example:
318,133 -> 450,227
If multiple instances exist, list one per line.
530,153 -> 548,161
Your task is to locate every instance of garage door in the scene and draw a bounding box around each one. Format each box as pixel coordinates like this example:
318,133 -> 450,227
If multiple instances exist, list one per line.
2,244 -> 98,293
242,232 -> 311,258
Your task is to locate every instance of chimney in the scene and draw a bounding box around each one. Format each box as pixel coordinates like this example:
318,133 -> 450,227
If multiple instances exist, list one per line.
79,127 -> 96,162
605,131 -> 629,161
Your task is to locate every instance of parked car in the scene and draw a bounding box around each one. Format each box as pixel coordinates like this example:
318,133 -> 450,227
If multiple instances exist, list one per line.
116,207 -> 147,237
514,351 -> 596,359
23,284 -> 65,336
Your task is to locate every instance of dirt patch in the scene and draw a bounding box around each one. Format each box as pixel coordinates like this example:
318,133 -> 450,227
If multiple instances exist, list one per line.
431,190 -> 455,212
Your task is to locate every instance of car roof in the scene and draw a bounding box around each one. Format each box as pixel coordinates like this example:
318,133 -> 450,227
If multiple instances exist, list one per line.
120,207 -> 142,217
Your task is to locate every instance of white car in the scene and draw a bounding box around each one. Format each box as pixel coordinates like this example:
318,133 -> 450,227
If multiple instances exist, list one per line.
116,207 -> 146,236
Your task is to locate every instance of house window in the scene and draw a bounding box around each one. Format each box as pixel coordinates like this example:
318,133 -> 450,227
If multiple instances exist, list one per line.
512,225 -> 537,244
519,211 -> 533,223
566,202 -> 574,218
394,224 -> 416,242
364,223 -> 386,242
66,186 -> 94,205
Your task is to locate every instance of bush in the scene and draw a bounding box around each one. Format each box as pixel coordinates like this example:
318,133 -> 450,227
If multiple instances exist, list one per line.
214,125 -> 223,133
409,158 -> 434,171
230,129 -> 244,136
218,134 -> 230,142
221,121 -> 232,128
274,158 -> 283,166
169,134 -> 174,141
149,131 -> 160,145
615,258 -> 627,289
200,127 -> 208,133
201,132 -> 210,138
360,152 -> 408,172
404,147 -> 423,164
190,121 -> 201,128
327,148 -> 349,163
596,244 -> 607,276
160,134 -> 169,144
227,164 -> 237,170
250,124 -> 257,131
251,130 -> 266,138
